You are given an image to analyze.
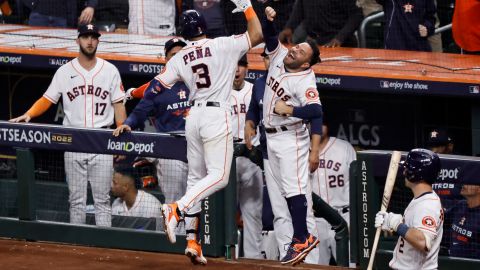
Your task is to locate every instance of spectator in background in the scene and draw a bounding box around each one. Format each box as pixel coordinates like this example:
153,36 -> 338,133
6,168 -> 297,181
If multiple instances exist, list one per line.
111,166 -> 162,218
278,0 -> 363,47
444,184 -> 480,259
182,0 -> 227,38
376,0 -> 436,51
427,128 -> 453,154
452,0 -> 480,54
19,0 -> 97,27
128,0 -> 176,36
357,0 -> 383,17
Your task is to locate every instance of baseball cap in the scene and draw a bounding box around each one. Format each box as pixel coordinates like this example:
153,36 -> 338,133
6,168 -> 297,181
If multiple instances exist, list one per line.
238,54 -> 248,66
426,128 -> 449,147
77,24 -> 101,38
164,37 -> 187,55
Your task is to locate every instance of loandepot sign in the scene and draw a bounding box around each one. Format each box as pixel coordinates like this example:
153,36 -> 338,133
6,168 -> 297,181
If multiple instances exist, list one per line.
107,139 -> 154,155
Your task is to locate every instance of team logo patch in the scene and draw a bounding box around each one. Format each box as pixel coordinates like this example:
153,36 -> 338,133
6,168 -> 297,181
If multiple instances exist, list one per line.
422,216 -> 436,228
178,89 -> 187,99
305,88 -> 319,101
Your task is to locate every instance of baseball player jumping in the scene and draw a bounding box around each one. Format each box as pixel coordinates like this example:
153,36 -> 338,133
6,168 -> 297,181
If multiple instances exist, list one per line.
10,24 -> 127,227
375,149 -> 444,269
128,0 -> 263,265
259,7 -> 323,265
245,49 -> 319,264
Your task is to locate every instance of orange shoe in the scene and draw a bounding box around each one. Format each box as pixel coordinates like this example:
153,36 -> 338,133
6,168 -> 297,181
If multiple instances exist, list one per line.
185,240 -> 207,265
280,233 -> 319,265
162,203 -> 181,243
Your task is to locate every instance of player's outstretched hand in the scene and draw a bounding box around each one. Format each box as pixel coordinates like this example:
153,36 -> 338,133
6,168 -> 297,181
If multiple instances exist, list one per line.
375,211 -> 403,232
9,114 -> 31,123
78,7 -> 94,25
113,124 -> 131,137
230,0 -> 252,13
123,88 -> 135,105
265,6 -> 276,21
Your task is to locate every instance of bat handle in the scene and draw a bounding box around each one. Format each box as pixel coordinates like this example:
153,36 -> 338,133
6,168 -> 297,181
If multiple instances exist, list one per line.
367,227 -> 382,270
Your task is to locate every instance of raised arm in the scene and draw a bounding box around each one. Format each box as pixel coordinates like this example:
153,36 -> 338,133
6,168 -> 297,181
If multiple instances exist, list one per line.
230,0 -> 263,47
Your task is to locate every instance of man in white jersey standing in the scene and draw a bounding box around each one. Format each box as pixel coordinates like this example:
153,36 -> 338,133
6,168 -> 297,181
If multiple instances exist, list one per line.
375,149 -> 444,270
260,7 -> 323,265
111,166 -> 162,219
230,55 -> 264,258
310,122 -> 356,265
129,0 -> 262,265
10,24 -> 127,227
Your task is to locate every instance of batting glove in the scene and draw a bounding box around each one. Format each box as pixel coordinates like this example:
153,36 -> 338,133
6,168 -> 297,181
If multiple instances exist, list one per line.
375,211 -> 403,232
230,0 -> 252,13
123,88 -> 135,105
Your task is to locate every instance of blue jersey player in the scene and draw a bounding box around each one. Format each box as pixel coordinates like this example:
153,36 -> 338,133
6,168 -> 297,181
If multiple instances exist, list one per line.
113,37 -> 189,205
446,184 -> 480,259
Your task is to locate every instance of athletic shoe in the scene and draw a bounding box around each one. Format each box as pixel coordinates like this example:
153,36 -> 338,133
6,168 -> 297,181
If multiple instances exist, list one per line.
162,203 -> 181,243
185,240 -> 207,265
280,234 -> 320,265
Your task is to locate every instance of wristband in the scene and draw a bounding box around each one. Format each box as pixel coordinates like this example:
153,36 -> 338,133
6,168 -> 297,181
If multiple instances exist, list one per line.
244,6 -> 256,21
396,223 -> 409,238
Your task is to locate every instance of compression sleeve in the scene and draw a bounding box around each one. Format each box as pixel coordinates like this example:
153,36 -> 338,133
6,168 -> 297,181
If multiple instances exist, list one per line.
26,97 -> 53,118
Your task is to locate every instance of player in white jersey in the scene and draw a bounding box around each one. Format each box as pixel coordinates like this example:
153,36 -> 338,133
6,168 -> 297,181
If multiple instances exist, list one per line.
375,149 -> 444,270
260,7 -> 323,265
10,24 -> 127,227
111,167 -> 162,219
126,1 -> 262,265
310,123 -> 356,265
128,0 -> 176,36
230,55 -> 263,258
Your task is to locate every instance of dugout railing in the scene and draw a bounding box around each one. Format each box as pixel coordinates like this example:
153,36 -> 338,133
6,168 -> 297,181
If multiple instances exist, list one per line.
0,121 -> 238,259
350,150 -> 480,269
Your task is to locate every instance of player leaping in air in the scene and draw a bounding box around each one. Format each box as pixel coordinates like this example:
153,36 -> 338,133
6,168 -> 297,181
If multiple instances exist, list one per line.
115,0 -> 263,265
253,6 -> 323,265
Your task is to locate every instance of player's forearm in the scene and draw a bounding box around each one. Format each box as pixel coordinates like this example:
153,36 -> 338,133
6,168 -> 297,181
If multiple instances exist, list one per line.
131,81 -> 151,99
401,225 -> 429,252
123,99 -> 155,128
310,133 -> 321,153
113,102 -> 127,127
292,104 -> 322,120
262,18 -> 279,53
26,96 -> 53,118
245,7 -> 263,47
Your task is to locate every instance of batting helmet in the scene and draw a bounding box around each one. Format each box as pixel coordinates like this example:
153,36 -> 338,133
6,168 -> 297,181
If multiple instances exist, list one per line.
180,10 -> 207,40
402,148 -> 440,184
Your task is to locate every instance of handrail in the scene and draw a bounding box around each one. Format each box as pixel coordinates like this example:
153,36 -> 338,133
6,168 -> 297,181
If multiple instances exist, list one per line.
359,11 -> 452,48
359,11 -> 384,48
435,23 -> 452,35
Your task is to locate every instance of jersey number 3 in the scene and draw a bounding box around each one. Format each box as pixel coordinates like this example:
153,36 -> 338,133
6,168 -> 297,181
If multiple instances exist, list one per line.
191,64 -> 211,88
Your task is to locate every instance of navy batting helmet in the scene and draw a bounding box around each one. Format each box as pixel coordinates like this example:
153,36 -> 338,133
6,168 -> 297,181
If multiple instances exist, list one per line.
180,10 -> 207,40
402,148 -> 440,184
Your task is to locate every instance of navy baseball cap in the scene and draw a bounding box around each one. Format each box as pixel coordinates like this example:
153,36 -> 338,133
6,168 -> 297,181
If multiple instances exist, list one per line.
164,38 -> 187,55
78,24 -> 101,38
426,128 -> 449,147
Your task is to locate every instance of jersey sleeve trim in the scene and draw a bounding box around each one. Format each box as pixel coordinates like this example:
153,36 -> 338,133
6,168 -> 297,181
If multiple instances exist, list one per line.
267,41 -> 282,58
112,96 -> 124,104
416,226 -> 438,235
43,94 -> 58,104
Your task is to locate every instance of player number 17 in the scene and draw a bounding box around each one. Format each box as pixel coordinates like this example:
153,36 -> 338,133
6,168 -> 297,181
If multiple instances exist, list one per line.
95,102 -> 106,115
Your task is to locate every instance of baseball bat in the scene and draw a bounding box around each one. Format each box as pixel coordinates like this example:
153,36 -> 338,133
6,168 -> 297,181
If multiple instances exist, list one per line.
366,150 -> 402,270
